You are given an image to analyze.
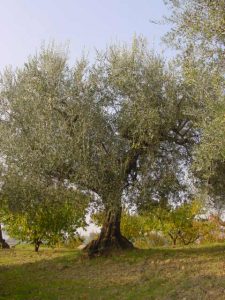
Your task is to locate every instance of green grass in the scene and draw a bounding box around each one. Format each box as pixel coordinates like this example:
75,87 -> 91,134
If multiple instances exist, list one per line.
1,243 -> 225,299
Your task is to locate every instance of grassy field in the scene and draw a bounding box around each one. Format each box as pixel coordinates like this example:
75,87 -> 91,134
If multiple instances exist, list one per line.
1,244 -> 225,300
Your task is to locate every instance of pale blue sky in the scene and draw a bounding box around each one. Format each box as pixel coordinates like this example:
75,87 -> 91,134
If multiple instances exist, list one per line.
0,0 -> 172,70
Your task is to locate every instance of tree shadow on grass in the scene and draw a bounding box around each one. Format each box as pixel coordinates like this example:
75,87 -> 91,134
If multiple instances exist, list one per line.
1,244 -> 225,300
130,243 -> 225,259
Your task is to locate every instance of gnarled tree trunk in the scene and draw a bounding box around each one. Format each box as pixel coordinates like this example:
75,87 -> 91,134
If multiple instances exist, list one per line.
84,206 -> 133,256
0,224 -> 10,249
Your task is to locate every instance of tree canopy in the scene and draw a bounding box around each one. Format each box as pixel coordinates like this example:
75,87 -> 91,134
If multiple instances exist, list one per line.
1,175 -> 88,251
0,38 -> 201,254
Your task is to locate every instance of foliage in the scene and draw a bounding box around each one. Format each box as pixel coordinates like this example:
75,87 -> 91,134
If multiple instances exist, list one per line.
149,200 -> 206,245
199,214 -> 225,244
0,38 -> 199,251
1,176 -> 88,251
120,213 -> 149,242
164,0 -> 225,71
135,231 -> 168,248
197,221 -> 223,244
165,0 -> 225,205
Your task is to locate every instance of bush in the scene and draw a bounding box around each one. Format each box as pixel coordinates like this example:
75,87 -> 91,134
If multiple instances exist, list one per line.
135,231 -> 168,248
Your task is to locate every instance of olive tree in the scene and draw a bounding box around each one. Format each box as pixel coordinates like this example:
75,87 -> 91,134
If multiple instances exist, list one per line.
164,0 -> 225,71
0,39 -> 197,255
164,0 -> 225,205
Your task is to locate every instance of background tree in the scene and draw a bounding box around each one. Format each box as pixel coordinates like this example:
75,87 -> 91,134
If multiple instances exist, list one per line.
0,39 -> 197,255
1,175 -> 88,252
149,200 -> 205,246
164,0 -> 225,71
165,0 -> 225,208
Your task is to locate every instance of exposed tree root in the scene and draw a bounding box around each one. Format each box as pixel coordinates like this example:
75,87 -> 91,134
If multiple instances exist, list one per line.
84,208 -> 133,257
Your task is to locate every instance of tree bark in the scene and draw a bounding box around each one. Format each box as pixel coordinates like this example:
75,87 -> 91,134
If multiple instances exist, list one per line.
34,239 -> 42,252
0,224 -> 10,249
168,232 -> 177,247
84,207 -> 133,257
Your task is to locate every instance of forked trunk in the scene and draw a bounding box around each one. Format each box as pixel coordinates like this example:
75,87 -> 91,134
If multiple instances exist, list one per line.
0,224 -> 10,249
84,207 -> 133,257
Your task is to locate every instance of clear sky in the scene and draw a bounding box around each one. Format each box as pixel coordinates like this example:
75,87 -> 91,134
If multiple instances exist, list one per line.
0,0 -> 171,70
